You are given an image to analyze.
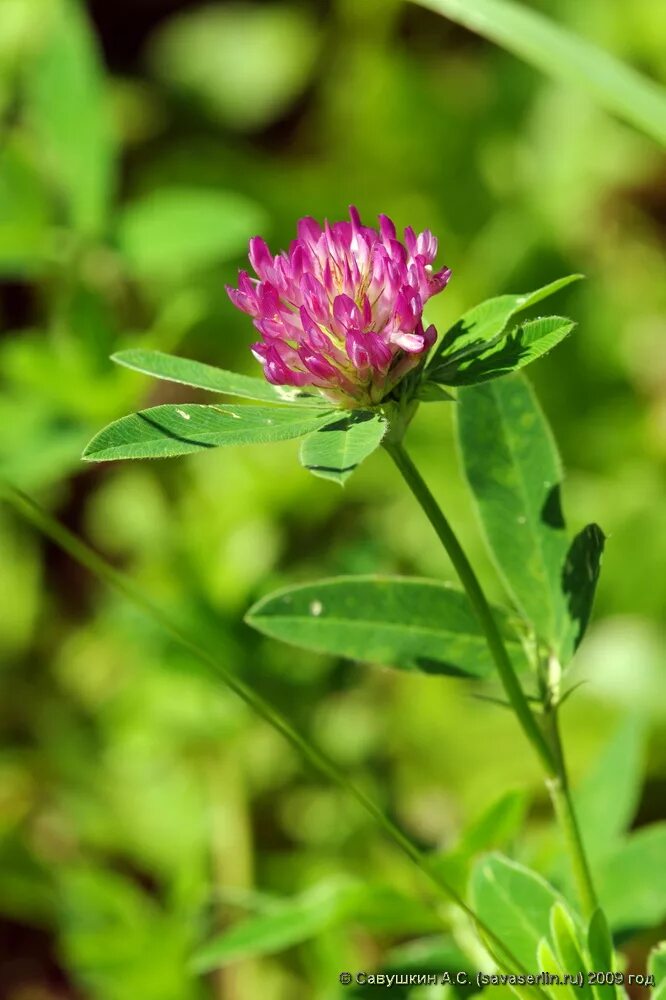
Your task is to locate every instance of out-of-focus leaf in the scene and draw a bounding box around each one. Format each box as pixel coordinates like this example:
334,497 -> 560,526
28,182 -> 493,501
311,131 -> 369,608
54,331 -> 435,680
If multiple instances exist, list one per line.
82,403 -> 339,462
191,880 -> 355,973
432,790 -> 529,896
574,716 -> 644,867
550,902 -> 593,999
117,187 -> 266,278
432,316 -> 575,386
27,0 -> 114,234
299,411 -> 387,484
471,853 -> 562,970
597,824 -> 666,931
246,576 -> 528,678
428,275 -> 581,374
149,3 -> 320,131
0,136 -> 51,274
112,349 -> 325,406
586,909 -> 617,1000
413,0 -> 666,146
648,943 -> 666,988
58,867 -> 196,1000
456,374 -> 570,657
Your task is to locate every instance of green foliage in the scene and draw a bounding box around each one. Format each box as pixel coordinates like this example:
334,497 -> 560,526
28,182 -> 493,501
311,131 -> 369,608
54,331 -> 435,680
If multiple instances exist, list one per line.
457,374 -> 600,661
574,717 -> 644,866
82,403 -> 339,462
112,348 -> 324,405
26,0 -> 114,234
117,187 -> 267,279
414,0 -> 666,145
246,575 -> 528,678
596,824 -> 666,931
427,275 -> 582,383
299,411 -> 387,484
471,854 -> 562,970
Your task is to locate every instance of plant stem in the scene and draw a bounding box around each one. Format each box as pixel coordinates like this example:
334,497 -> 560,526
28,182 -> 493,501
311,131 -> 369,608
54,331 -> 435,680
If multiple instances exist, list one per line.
543,695 -> 598,918
384,440 -> 598,917
1,481 -> 549,986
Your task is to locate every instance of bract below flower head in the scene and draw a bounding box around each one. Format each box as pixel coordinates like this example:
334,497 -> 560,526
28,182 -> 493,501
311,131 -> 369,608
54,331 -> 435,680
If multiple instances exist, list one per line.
226,206 -> 451,408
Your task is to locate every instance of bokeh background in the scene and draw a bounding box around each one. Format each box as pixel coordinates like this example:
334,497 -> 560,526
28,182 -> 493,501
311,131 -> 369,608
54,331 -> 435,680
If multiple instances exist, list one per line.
1,0 -> 665,997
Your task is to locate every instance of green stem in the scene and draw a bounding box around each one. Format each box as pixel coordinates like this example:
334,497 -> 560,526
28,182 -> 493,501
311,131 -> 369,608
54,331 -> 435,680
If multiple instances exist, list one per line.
384,440 -> 555,775
1,481 -> 548,987
384,440 -> 598,917
543,694 -> 598,917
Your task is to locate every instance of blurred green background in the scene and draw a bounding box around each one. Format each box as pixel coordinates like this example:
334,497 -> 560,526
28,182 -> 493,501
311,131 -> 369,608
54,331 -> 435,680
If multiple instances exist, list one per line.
0,0 -> 665,997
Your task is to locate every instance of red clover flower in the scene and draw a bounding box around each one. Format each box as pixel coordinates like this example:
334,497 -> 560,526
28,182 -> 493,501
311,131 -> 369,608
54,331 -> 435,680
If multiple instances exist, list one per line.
226,206 -> 451,408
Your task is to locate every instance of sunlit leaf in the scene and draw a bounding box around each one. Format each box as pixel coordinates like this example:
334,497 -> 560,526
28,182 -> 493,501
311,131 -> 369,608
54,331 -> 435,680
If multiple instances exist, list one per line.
112,349 -> 326,406
471,853 -> 562,969
456,374 -> 570,656
246,575 -> 528,678
299,411 -> 387,484
82,404 -> 338,462
428,275 -> 581,374
434,316 -> 575,386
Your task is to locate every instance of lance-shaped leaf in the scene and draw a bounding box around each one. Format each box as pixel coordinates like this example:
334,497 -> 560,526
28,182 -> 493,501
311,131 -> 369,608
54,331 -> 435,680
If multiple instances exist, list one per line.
112,348 -> 327,406
412,0 -> 666,147
299,411 -> 387,484
27,0 -> 114,235
428,274 -> 581,375
246,575 -> 528,678
191,880 -> 356,973
82,403 -> 339,462
457,374 -> 572,658
431,316 -> 575,387
471,854 -> 562,971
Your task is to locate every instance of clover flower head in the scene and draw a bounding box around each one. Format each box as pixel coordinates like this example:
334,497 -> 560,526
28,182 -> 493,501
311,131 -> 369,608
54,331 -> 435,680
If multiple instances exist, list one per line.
226,206 -> 451,407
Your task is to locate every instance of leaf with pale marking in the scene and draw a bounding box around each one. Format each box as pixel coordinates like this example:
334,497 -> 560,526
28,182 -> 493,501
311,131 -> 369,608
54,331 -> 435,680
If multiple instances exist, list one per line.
246,575 -> 528,678
82,404 -> 339,462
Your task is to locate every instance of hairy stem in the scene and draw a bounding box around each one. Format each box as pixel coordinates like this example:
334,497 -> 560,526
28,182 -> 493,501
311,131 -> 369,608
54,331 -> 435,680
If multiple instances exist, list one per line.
384,440 -> 598,917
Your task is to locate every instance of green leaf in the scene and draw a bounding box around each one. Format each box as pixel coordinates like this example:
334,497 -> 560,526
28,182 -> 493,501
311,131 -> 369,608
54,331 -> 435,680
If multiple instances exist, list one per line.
550,903 -> 594,1000
0,136 -> 51,274
559,524 -> 606,662
428,275 -> 581,374
432,791 -> 529,897
648,943 -> 666,988
27,0 -> 114,234
586,909 -> 617,1000
597,824 -> 666,931
246,576 -> 528,679
574,717 -> 644,867
471,854 -> 562,970
117,187 -> 267,278
191,880 -> 355,973
149,4 -> 320,131
112,349 -> 326,406
82,404 -> 338,462
435,316 -> 575,386
411,0 -> 666,147
456,374 -> 570,657
537,937 -> 564,1000
299,411 -> 387,484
